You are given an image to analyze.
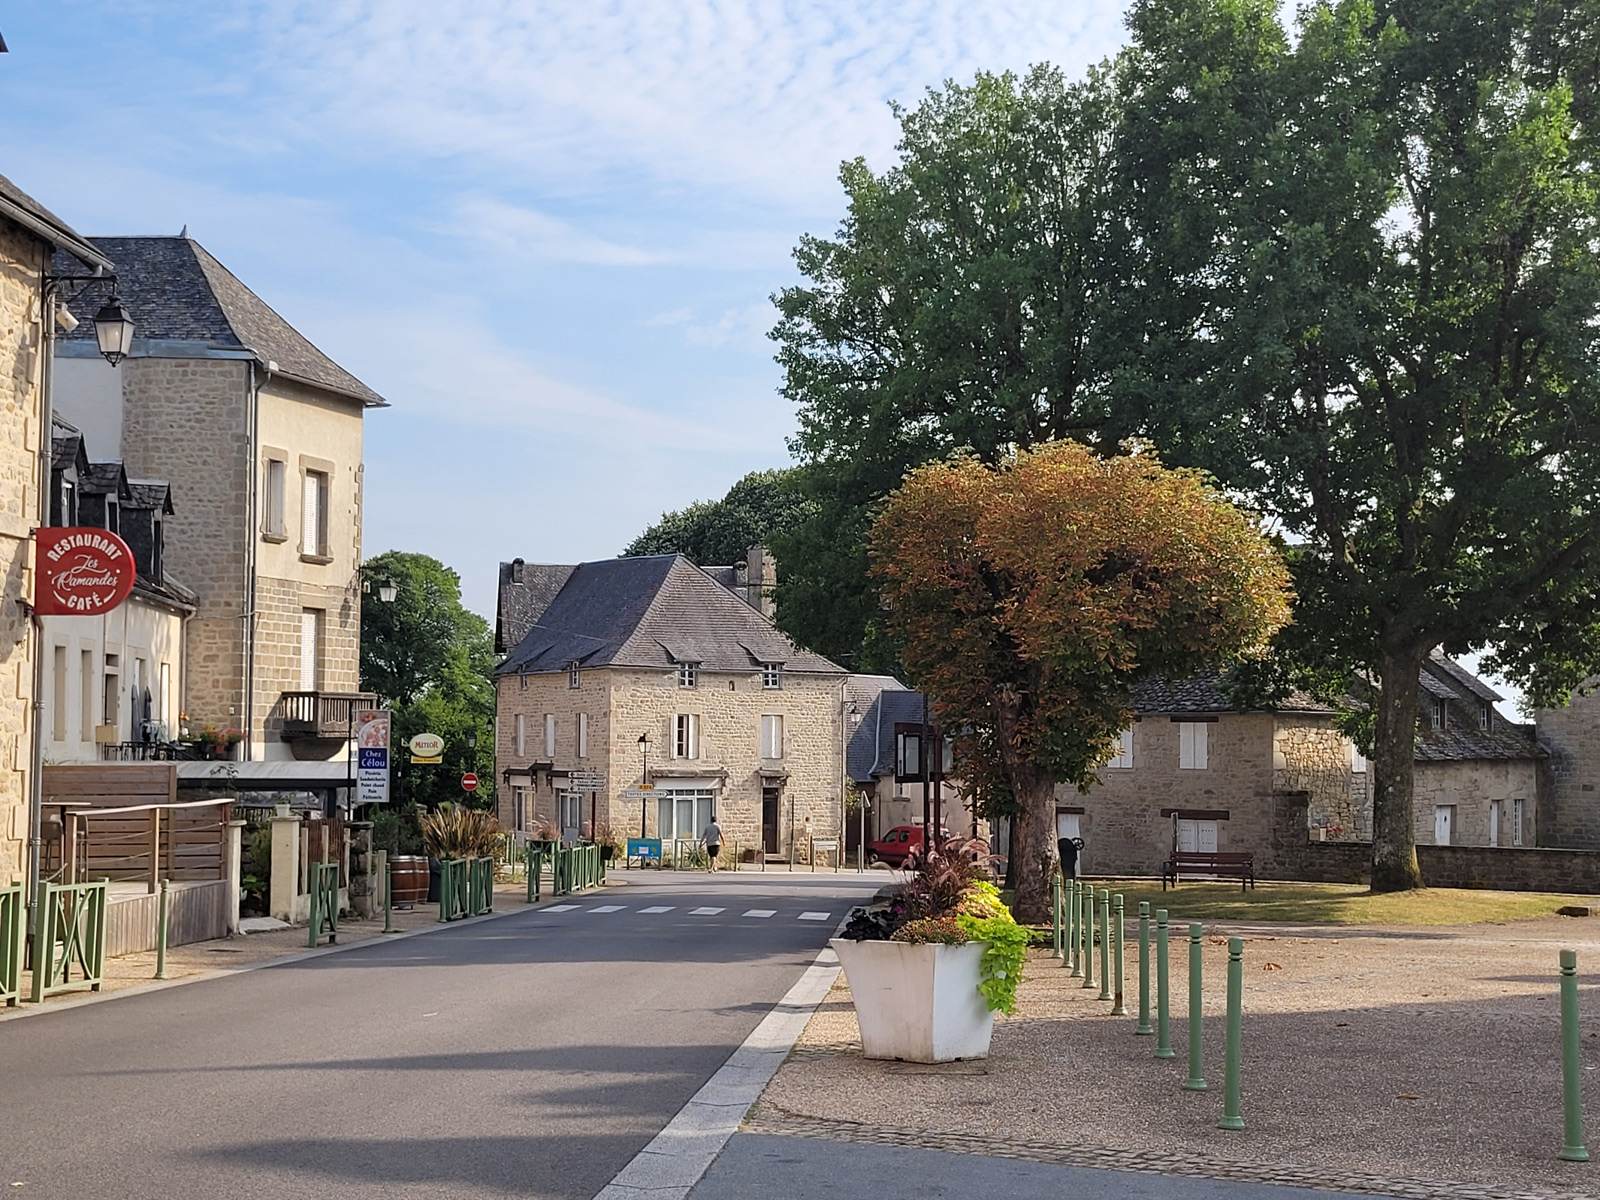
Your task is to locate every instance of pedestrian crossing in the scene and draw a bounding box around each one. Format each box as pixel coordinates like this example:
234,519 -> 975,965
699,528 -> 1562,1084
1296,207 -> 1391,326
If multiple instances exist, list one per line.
536,902 -> 833,924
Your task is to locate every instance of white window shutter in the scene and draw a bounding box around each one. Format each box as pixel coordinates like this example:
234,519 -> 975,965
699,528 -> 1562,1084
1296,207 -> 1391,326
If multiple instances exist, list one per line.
302,472 -> 320,553
1195,723 -> 1208,769
516,714 -> 525,756
544,713 -> 555,757
578,713 -> 588,759
299,609 -> 319,690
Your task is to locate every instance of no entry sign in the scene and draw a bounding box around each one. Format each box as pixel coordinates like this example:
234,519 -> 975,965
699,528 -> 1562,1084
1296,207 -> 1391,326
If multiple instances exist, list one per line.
461,773 -> 478,792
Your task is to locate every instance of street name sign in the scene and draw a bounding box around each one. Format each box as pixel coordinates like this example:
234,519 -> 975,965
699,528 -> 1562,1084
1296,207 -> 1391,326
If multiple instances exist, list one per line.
566,771 -> 605,792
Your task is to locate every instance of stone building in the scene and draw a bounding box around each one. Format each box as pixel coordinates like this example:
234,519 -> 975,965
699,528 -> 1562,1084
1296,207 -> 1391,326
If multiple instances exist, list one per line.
845,680 -> 971,849
494,551 -> 851,860
39,418 -> 196,761
0,171 -> 111,886
1536,687 -> 1600,849
50,235 -> 385,768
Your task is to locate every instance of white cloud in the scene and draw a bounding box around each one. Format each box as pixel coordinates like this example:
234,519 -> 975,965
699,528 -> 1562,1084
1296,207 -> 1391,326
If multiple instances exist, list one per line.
243,1 -> 1128,208
451,197 -> 671,266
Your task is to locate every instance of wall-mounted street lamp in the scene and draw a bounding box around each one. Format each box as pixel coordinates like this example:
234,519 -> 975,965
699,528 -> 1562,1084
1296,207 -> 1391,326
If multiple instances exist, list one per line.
91,295 -> 135,365
378,579 -> 397,603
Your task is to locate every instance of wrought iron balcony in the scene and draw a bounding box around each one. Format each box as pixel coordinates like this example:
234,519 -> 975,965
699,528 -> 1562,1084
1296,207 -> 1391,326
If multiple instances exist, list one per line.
279,691 -> 378,740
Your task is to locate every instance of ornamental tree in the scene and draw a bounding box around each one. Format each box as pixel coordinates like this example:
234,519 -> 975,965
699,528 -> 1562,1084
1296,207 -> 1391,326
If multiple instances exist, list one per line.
871,441 -> 1290,921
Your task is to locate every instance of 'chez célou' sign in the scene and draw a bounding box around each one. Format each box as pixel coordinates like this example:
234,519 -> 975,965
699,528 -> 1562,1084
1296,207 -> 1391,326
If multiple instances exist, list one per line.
33,528 -> 136,617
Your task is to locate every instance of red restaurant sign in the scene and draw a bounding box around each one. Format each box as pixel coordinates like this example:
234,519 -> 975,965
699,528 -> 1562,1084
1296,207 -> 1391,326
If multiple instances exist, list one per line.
34,527 -> 136,616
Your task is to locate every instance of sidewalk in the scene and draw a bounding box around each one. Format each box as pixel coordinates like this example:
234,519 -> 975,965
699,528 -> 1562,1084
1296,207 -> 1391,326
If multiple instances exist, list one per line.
750,915 -> 1600,1200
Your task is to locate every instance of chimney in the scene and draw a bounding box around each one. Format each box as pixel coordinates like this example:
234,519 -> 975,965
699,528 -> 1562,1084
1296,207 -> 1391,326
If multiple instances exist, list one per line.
746,545 -> 776,619
511,558 -> 525,584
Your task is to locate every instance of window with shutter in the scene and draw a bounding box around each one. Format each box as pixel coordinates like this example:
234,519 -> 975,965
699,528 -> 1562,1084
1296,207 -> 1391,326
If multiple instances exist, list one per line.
1106,729 -> 1134,770
544,713 -> 555,757
578,713 -> 589,759
760,714 -> 783,759
1178,722 -> 1208,769
674,713 -> 699,759
302,470 -> 329,557
515,713 -> 526,756
265,459 -> 286,537
299,609 -> 321,690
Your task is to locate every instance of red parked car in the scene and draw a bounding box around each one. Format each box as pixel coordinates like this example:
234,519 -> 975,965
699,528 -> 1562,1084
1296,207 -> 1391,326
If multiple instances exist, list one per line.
866,825 -> 951,867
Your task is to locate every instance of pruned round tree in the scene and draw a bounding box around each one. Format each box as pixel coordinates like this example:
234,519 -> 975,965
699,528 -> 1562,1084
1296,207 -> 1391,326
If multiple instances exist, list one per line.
871,441 -> 1291,921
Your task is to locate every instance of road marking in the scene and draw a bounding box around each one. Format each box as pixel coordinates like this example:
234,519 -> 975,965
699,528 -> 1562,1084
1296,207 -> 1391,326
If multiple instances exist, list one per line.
689,906 -> 726,915
594,919 -> 847,1200
742,909 -> 776,918
543,904 -> 580,912
798,911 -> 831,921
639,906 -> 676,914
589,905 -> 626,913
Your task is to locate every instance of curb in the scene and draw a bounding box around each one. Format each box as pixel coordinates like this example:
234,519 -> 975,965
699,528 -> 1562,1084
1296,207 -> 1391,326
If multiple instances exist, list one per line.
593,918 -> 850,1200
0,887 -> 586,1024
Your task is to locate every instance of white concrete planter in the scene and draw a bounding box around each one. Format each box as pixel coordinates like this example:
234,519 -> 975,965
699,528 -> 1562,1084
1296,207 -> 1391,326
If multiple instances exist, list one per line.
830,937 -> 995,1063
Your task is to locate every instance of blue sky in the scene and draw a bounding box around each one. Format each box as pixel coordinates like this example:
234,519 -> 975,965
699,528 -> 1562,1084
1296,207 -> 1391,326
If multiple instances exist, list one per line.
0,0 -> 1128,617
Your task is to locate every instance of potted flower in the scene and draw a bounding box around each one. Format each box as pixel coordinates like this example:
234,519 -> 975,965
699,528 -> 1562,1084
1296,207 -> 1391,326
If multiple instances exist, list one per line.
831,836 -> 1029,1063
592,822 -> 621,862
193,723 -> 244,760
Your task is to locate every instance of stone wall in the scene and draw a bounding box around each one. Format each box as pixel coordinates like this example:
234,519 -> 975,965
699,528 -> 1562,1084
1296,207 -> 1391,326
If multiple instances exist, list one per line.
119,356 -> 250,733
1065,712 -> 1280,875
1537,690 -> 1600,848
495,664 -> 847,856
0,218 -> 46,884
1413,758 -> 1539,847
1262,831 -> 1600,894
1273,717 -> 1365,839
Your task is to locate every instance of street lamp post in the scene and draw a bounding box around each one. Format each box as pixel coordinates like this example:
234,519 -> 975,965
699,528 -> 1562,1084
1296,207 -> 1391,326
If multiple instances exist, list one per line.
637,733 -> 651,837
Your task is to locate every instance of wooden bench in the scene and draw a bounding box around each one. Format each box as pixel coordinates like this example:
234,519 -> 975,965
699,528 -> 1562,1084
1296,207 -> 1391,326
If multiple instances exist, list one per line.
1161,851 -> 1255,892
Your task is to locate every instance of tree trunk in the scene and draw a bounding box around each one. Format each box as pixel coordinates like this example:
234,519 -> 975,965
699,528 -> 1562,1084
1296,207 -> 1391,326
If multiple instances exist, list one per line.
1371,641 -> 1426,893
1006,763 -> 1059,923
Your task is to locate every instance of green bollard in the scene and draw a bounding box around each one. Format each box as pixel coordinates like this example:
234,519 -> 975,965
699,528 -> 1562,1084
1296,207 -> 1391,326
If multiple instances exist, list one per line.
1219,936 -> 1245,1129
1136,901 -> 1153,1035
1052,875 -> 1063,959
1081,886 -> 1096,990
1155,909 -> 1174,1057
1098,889 -> 1112,1002
1183,921 -> 1208,1090
1112,893 -> 1127,1015
1066,879 -> 1078,972
1561,948 -> 1590,1161
154,878 -> 170,980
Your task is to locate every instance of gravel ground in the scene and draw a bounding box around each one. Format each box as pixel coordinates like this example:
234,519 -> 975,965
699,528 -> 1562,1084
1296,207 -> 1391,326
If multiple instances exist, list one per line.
756,914 -> 1600,1197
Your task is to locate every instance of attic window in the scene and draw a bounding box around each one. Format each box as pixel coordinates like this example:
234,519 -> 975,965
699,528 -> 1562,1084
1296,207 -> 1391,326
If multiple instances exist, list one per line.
678,662 -> 699,689
761,663 -> 782,690
568,662 -> 580,689
1480,703 -> 1491,730
1431,698 -> 1446,730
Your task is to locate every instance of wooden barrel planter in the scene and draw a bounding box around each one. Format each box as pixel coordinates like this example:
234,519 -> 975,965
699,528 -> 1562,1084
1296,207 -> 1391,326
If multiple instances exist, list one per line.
389,856 -> 429,907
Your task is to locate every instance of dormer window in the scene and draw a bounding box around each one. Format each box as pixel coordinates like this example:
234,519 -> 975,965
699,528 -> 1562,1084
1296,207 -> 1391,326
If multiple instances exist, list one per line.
761,663 -> 782,690
1480,703 -> 1491,730
105,500 -> 118,534
568,662 -> 581,689
1431,698 -> 1447,730
677,662 -> 699,688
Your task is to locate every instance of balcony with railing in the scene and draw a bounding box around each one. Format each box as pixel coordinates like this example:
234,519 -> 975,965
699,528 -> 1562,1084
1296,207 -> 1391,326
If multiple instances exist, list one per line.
279,692 -> 379,742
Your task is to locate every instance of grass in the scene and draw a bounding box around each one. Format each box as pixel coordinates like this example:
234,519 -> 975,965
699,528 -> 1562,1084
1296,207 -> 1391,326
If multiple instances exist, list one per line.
1061,879 -> 1593,926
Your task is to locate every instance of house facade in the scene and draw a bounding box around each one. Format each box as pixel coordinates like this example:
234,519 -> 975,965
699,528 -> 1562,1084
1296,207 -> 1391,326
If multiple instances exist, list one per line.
50,235 -> 384,766
0,171 -> 110,886
39,419 -> 195,762
494,552 -> 850,860
845,678 -> 970,848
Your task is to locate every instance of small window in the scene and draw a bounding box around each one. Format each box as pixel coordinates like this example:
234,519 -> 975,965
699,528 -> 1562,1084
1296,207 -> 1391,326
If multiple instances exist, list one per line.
1513,798 -> 1526,847
897,732 -> 921,777
1431,698 -> 1446,730
1480,703 -> 1492,730
578,713 -> 589,759
761,663 -> 782,690
1106,729 -> 1134,770
568,662 -> 580,689
674,713 -> 700,759
301,469 -> 329,557
264,458 -> 287,537
678,662 -> 699,688
515,713 -> 526,757
760,714 -> 784,759
1351,744 -> 1368,774
1178,722 -> 1208,770
544,713 -> 555,757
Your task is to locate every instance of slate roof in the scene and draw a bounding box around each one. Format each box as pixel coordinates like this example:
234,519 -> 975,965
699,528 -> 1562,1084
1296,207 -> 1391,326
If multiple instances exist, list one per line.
496,560 -> 577,655
50,429 -> 88,475
132,573 -> 197,614
496,555 -> 843,677
0,171 -> 110,269
848,683 -> 924,783
126,480 -> 174,514
1416,722 -> 1542,762
82,461 -> 131,500
54,236 -> 385,406
1131,669 -> 1332,715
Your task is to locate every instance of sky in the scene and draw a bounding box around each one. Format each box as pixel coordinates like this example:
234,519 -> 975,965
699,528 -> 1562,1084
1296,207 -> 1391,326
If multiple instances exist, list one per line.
0,0 -> 1130,618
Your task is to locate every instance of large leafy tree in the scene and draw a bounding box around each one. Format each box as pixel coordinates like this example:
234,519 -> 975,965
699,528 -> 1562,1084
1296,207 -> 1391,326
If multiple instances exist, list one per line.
360,551 -> 496,808
623,468 -> 814,566
873,443 -> 1290,921
776,0 -> 1600,891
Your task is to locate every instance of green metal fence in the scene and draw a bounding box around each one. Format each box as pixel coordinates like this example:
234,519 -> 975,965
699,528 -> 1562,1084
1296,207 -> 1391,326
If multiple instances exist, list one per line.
30,878 -> 107,1002
1,881 -> 23,1007
468,857 -> 495,916
438,858 -> 469,922
524,842 -> 604,901
307,862 -> 339,947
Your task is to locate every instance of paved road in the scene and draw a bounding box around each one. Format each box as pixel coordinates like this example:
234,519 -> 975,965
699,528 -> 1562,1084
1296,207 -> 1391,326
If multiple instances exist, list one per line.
690,1133 -> 1393,1200
0,873 -> 880,1200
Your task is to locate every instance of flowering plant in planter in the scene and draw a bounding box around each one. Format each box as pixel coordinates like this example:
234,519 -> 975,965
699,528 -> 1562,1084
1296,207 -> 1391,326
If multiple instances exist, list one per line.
192,724 -> 244,759
840,836 -> 1029,1014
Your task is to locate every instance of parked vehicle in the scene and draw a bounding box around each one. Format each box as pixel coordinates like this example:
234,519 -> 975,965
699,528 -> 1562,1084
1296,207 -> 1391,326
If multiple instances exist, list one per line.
867,825 -> 950,867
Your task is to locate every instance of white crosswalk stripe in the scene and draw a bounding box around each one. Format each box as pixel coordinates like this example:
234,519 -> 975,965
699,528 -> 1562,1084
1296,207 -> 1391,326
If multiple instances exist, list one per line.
638,906 -> 675,914
798,912 -> 831,922
689,906 -> 726,915
742,909 -> 776,918
589,905 -> 625,913
543,904 -> 579,912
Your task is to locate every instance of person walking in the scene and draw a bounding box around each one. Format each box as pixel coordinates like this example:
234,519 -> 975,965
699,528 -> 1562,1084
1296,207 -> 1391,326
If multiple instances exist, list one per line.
702,818 -> 723,872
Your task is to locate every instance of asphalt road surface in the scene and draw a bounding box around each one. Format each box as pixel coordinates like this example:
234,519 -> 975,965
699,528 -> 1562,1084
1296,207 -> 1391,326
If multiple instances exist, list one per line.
0,872 -> 881,1200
